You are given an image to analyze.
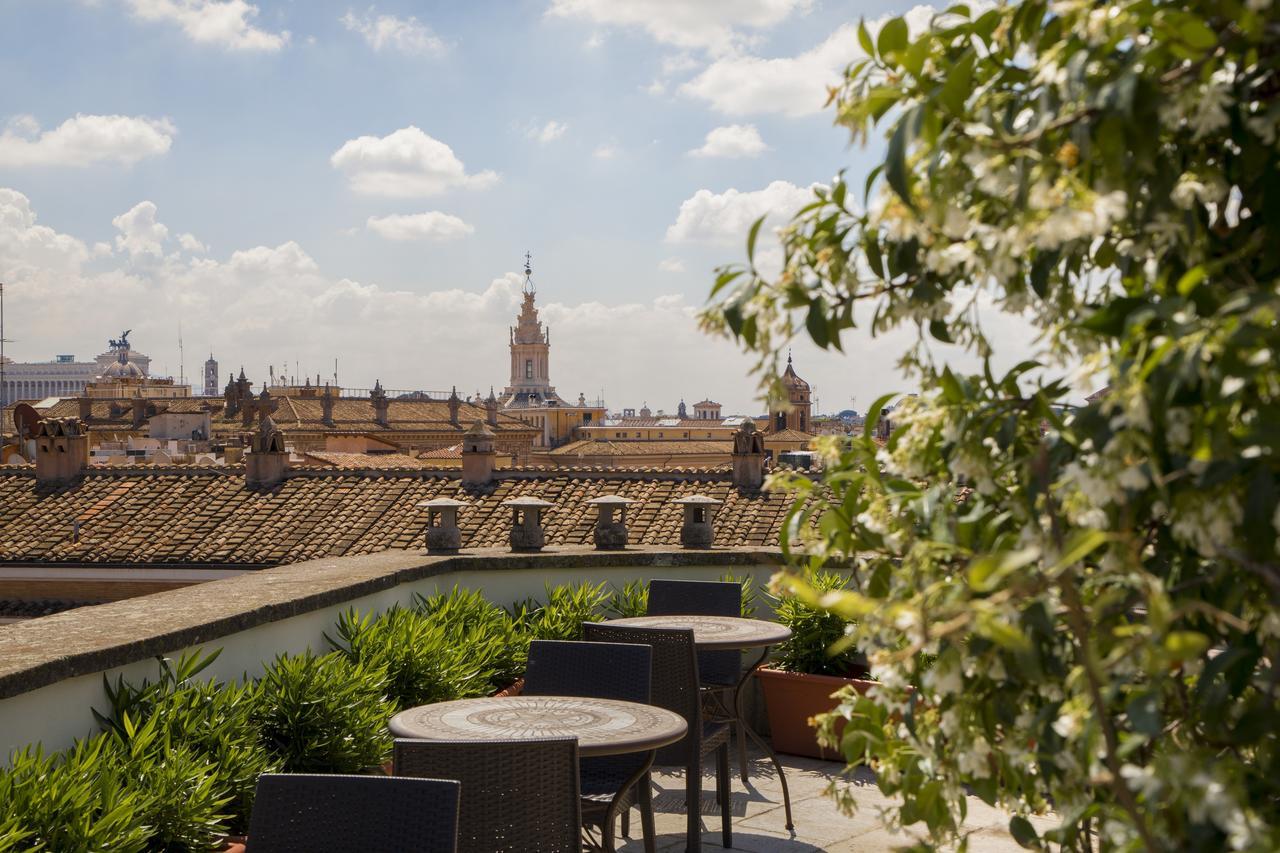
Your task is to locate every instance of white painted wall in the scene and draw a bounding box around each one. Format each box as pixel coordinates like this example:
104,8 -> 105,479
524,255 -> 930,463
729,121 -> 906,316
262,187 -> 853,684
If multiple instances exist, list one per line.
0,561 -> 779,760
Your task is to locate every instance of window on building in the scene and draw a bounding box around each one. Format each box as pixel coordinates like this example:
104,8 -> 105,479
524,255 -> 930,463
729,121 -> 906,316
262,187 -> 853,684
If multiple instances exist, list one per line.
525,359 -> 533,379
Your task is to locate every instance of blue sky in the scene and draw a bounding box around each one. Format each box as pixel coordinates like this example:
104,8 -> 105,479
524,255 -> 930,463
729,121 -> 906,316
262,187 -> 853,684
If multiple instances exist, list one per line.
0,0 -> 1025,415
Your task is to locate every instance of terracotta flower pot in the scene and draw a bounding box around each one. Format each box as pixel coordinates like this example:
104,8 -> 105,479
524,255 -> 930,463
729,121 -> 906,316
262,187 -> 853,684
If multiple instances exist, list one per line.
757,666 -> 876,761
492,678 -> 524,697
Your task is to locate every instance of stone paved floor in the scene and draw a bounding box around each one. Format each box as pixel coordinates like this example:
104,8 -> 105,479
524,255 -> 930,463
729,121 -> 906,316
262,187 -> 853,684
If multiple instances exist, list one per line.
613,750 -> 1047,852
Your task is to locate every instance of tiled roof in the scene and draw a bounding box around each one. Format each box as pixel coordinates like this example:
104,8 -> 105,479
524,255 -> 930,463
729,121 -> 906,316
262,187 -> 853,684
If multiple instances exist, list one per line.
0,599 -> 88,620
3,398 -> 221,432
298,451 -> 442,469
549,439 -> 733,457
419,444 -> 463,460
597,417 -> 737,429
0,468 -> 802,566
766,429 -> 816,442
260,398 -> 536,435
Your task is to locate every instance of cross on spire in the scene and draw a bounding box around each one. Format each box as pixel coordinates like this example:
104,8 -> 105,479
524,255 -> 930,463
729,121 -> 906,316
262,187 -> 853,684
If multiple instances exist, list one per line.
522,251 -> 535,294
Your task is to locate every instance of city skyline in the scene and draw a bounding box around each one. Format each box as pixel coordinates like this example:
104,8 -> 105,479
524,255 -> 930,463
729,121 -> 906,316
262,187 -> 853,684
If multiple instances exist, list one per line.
0,0 -> 1037,414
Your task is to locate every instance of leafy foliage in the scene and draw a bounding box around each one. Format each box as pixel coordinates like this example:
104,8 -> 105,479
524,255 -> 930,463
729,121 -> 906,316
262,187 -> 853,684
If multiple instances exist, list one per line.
704,1 -> 1280,850
251,651 -> 393,774
511,581 -> 609,641
769,571 -> 864,676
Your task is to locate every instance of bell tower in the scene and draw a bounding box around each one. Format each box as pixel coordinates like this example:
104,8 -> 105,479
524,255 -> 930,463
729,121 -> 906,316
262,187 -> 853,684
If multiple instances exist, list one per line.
770,351 -> 812,432
503,253 -> 559,404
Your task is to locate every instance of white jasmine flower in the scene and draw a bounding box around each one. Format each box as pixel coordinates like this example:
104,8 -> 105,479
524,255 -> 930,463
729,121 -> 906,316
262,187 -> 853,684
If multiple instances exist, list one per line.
957,736 -> 993,778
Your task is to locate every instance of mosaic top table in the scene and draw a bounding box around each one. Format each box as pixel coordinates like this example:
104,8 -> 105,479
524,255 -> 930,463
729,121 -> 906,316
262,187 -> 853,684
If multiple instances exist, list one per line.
389,695 -> 688,758
600,614 -> 797,831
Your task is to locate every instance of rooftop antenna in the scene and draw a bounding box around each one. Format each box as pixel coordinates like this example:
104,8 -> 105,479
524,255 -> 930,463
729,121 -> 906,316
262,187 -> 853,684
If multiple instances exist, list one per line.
522,250 -> 535,295
178,319 -> 185,387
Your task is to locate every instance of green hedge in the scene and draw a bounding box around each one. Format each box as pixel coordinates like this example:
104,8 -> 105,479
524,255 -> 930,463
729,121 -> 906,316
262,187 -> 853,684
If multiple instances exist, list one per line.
0,578 -> 759,850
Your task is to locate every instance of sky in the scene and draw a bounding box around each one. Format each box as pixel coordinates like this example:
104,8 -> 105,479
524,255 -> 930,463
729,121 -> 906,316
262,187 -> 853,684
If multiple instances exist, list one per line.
0,0 -> 1037,415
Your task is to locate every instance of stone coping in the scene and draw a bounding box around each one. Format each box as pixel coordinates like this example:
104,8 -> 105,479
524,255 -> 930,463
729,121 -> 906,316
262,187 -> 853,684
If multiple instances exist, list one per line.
0,546 -> 784,700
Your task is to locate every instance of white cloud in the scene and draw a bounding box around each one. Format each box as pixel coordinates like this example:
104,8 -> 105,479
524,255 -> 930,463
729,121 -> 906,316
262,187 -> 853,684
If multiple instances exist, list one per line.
681,5 -> 944,117
0,114 -> 175,168
178,233 -> 207,253
365,212 -> 475,242
112,201 -> 169,258
689,124 -> 768,159
340,8 -> 446,56
0,188 -> 1047,417
547,0 -> 811,54
123,0 -> 289,51
658,258 -> 685,273
330,126 -> 499,197
666,180 -> 816,246
593,143 -> 619,160
526,120 -> 568,144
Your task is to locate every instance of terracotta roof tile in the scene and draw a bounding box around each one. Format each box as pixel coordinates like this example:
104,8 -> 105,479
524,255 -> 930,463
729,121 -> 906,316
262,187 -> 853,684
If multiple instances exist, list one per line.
0,468 -> 810,566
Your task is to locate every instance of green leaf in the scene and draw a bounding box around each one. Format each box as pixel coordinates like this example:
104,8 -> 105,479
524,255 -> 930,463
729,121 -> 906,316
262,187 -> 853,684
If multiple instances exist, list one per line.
1049,529 -> 1108,572
1126,690 -> 1162,738
886,114 -> 914,208
1164,631 -> 1210,661
877,17 -> 909,59
1176,265 -> 1207,295
938,51 -> 975,114
939,366 -> 963,403
929,318 -> 954,343
746,216 -> 765,264
1178,17 -> 1218,49
1009,815 -> 1039,848
857,19 -> 875,56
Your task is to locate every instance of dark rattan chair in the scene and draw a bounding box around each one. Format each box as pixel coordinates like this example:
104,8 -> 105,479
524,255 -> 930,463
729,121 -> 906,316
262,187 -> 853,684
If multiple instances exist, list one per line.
584,623 -> 731,853
394,736 -> 582,853
244,773 -> 460,853
648,578 -> 749,780
524,639 -> 654,853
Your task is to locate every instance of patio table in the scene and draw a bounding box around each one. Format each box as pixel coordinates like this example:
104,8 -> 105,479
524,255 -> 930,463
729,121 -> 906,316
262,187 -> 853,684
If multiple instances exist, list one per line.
601,614 -> 796,830
389,695 -> 688,758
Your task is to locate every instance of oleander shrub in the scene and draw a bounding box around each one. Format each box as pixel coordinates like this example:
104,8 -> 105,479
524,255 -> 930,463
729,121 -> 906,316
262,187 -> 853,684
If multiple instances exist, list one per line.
330,606 -> 495,708
0,738 -> 149,852
607,579 -> 649,617
250,650 -> 393,774
414,586 -> 529,688
768,571 -> 863,677
512,581 -> 609,641
94,652 -> 272,834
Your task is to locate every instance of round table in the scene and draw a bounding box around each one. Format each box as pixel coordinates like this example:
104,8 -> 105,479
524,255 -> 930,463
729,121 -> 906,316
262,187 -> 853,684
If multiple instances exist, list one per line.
599,614 -> 792,651
599,614 -> 796,831
389,695 -> 688,758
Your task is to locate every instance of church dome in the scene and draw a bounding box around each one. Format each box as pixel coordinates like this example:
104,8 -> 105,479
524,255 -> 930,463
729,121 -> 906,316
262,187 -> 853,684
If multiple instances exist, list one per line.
781,354 -> 809,390
101,350 -> 144,380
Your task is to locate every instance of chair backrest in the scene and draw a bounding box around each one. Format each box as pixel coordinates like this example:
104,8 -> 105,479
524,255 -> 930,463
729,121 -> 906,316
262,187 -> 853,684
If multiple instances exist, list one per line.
582,623 -> 700,767
647,579 -> 741,618
648,578 -> 742,687
245,773 -> 460,853
524,639 -> 651,703
394,737 -> 581,853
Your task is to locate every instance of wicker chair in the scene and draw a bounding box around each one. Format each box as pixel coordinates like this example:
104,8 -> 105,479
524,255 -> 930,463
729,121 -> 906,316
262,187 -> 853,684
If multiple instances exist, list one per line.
648,578 -> 749,780
584,623 -> 732,853
244,773 -> 460,853
524,639 -> 654,853
394,736 -> 582,853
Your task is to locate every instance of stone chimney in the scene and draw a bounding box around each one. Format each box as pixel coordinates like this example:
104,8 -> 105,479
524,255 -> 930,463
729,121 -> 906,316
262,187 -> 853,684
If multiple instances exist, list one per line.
731,420 -> 767,490
673,495 -> 721,549
419,497 -> 467,552
371,380 -> 389,427
131,396 -> 147,430
485,388 -> 499,427
78,397 -> 92,421
502,496 -> 553,551
588,495 -> 636,550
461,419 -> 497,486
34,418 -> 89,486
245,413 -> 288,489
448,386 -> 461,426
322,383 -> 335,426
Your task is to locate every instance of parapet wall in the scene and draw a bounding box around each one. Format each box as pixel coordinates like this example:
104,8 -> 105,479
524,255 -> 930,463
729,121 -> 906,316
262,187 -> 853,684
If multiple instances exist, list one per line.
0,546 -> 784,759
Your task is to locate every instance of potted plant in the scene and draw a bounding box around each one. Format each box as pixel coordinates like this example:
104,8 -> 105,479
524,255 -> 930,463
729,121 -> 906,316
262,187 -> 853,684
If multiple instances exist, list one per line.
758,571 -> 874,760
